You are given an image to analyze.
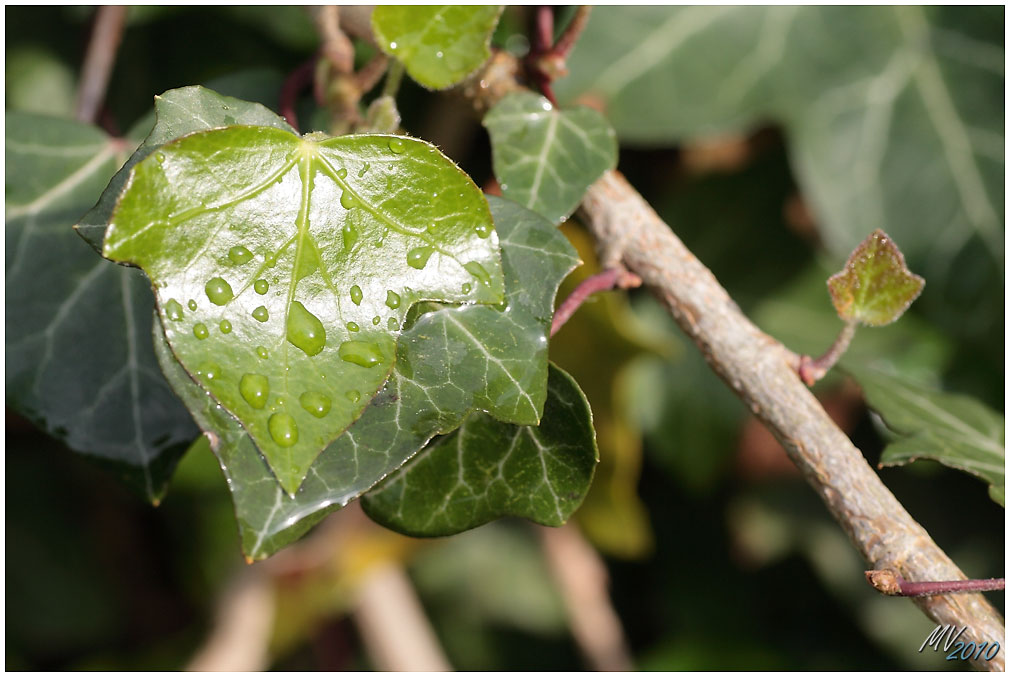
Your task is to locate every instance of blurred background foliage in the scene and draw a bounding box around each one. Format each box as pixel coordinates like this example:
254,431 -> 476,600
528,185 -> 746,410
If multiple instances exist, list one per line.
6,5 -> 1003,671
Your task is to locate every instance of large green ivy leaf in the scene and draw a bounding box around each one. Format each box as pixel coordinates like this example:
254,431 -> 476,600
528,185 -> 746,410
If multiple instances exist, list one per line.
105,127 -> 505,494
848,364 -> 1005,506
76,85 -> 296,251
557,6 -> 1003,292
361,364 -> 597,536
372,5 -> 503,90
5,112 -> 198,501
483,91 -> 617,224
155,196 -> 578,558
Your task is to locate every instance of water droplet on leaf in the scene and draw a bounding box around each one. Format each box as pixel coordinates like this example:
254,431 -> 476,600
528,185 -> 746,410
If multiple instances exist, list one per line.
340,191 -> 358,209
205,277 -> 234,306
286,301 -> 325,355
350,285 -> 363,305
256,346 -> 269,359
461,282 -> 472,294
346,321 -> 359,332
406,246 -> 434,269
388,138 -> 405,154
387,317 -> 400,331
268,412 -> 298,447
165,299 -> 184,321
345,390 -> 360,403
193,323 -> 209,340
299,391 -> 331,418
240,373 -> 269,409
254,279 -> 269,295
343,223 -> 359,252
228,245 -> 253,264
385,290 -> 401,309
463,261 -> 491,286
187,299 -> 197,311
198,362 -> 221,380
219,319 -> 232,334
252,306 -> 269,322
372,315 -> 380,325
474,223 -> 491,238
358,163 -> 370,177
336,168 -> 348,179
338,340 -> 384,368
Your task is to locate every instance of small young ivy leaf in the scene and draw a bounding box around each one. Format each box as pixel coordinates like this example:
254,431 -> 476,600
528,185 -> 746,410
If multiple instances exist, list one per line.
76,85 -> 295,252
826,229 -> 925,327
847,363 -> 1005,506
155,196 -> 578,559
484,91 -> 618,224
6,112 -> 198,503
371,6 -> 503,90
106,127 -> 504,495
361,364 -> 598,536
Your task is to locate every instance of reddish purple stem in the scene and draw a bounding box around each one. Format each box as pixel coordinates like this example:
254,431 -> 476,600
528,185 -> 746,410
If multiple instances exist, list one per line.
900,577 -> 1005,597
279,59 -> 317,133
551,269 -> 641,337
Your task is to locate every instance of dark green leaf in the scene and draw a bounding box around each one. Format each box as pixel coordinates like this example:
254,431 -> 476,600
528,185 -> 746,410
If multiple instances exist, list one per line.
76,85 -> 296,251
557,6 -> 1003,291
361,364 -> 597,536
105,126 -> 505,494
154,196 -> 578,558
372,6 -> 503,89
483,91 -> 617,224
827,229 -> 924,326
5,112 -> 198,502
848,363 -> 1005,506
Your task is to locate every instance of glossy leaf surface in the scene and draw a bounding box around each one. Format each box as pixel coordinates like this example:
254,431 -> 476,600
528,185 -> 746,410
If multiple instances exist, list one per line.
155,196 -> 578,558
557,6 -> 1003,295
361,365 -> 597,536
372,5 -> 503,89
5,112 -> 198,501
827,229 -> 924,326
77,85 -> 295,251
849,364 -> 1005,506
484,92 -> 617,224
106,127 -> 504,494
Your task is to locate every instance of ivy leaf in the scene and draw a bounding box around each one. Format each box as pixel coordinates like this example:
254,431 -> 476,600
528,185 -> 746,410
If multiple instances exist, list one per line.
154,196 -> 578,558
483,92 -> 617,225
76,85 -> 296,251
372,6 -> 503,90
557,7 -> 1003,305
5,112 -> 198,502
105,126 -> 505,494
827,229 -> 924,326
361,364 -> 597,536
847,363 -> 1005,506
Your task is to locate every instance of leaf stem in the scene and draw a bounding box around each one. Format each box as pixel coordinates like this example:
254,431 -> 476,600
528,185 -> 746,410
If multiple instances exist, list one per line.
382,60 -> 405,100
279,59 -> 317,133
551,269 -> 642,337
798,319 -> 858,386
75,5 -> 128,124
866,570 -> 1006,597
355,52 -> 390,95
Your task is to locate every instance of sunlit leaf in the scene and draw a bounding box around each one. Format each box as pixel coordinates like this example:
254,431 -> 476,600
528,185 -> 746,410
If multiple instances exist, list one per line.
76,85 -> 297,251
5,112 -> 198,502
849,363 -> 1005,506
361,364 -> 597,535
484,92 -> 617,224
827,229 -> 924,326
154,196 -> 578,558
105,126 -> 504,494
372,5 -> 503,89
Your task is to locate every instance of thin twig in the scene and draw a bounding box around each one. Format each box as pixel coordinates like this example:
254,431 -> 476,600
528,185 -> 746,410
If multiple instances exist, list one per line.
355,52 -> 390,95
279,59 -> 316,132
798,319 -> 858,385
551,269 -> 642,337
314,6 -> 355,75
538,525 -> 633,671
381,59 -> 406,100
186,565 -> 274,671
866,570 -> 1006,597
552,6 -> 592,58
75,5 -> 128,124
